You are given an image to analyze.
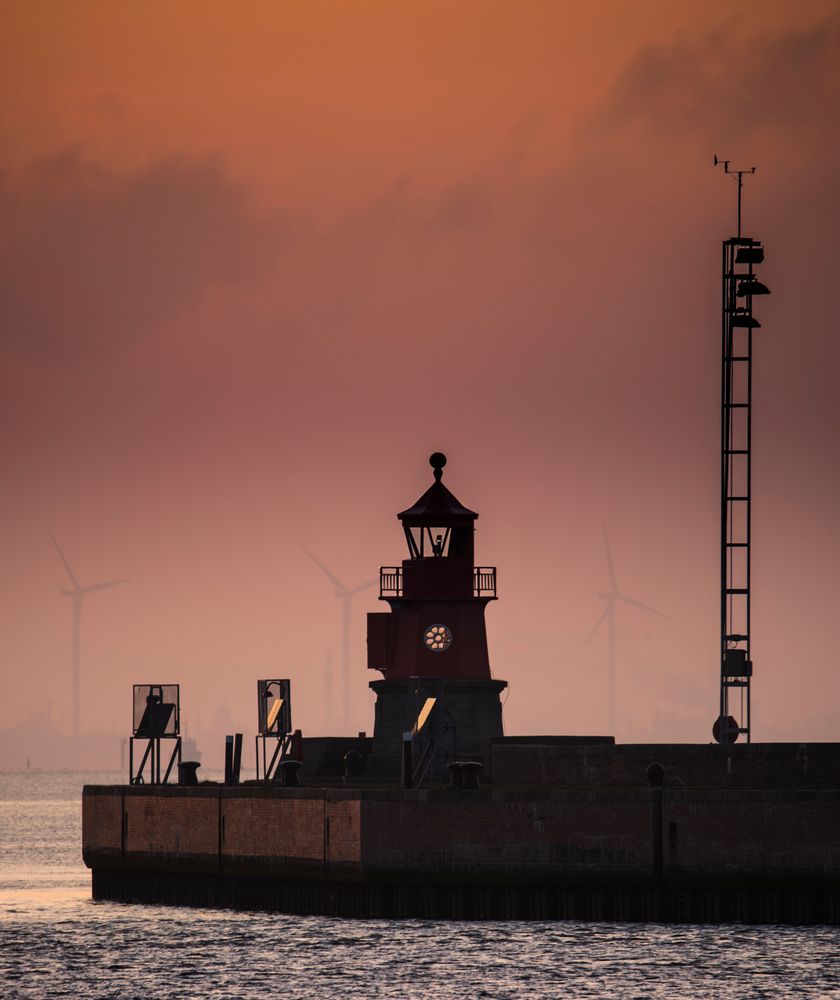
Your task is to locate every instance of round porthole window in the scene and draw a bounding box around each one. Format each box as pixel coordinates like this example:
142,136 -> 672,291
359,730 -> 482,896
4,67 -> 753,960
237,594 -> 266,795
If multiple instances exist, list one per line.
423,624 -> 452,652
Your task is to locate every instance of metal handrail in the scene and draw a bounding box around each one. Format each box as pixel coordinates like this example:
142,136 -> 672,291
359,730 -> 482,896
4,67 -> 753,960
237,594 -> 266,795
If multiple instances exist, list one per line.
379,564 -> 497,598
379,566 -> 403,598
473,566 -> 496,598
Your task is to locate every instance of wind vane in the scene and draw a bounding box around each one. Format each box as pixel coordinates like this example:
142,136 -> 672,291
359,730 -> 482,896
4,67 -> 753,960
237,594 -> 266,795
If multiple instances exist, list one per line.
714,155 -> 756,238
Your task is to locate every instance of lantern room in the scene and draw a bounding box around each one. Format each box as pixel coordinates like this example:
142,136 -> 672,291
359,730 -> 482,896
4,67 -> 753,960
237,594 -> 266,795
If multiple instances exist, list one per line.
399,452 -> 477,563
368,452 -> 496,679
393,452 -> 480,601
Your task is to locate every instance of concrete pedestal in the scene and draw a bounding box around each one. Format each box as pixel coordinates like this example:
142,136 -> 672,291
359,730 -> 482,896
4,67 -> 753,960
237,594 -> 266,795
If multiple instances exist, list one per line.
368,677 -> 507,778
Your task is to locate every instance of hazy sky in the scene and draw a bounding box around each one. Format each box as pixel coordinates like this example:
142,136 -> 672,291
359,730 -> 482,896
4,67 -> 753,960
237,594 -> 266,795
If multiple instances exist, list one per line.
2,1 -> 839,750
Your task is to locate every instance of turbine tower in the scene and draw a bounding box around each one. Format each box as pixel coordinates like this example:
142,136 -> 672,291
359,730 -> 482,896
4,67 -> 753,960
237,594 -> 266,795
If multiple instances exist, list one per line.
323,647 -> 334,732
303,546 -> 375,732
587,529 -> 664,736
49,532 -> 127,740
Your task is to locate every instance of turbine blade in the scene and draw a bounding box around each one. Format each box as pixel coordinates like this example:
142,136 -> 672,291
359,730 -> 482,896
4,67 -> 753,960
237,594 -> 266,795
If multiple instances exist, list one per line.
586,604 -> 610,643
83,579 -> 129,594
349,579 -> 377,595
48,531 -> 81,589
302,545 -> 348,594
603,526 -> 618,593
616,594 -> 666,618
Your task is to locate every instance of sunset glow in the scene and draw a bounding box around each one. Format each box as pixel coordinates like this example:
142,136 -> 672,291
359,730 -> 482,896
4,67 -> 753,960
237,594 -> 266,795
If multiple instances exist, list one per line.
2,1 -> 839,766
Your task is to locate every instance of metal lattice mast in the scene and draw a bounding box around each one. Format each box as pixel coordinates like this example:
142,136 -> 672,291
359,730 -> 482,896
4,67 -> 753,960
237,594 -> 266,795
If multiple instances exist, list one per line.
713,156 -> 770,745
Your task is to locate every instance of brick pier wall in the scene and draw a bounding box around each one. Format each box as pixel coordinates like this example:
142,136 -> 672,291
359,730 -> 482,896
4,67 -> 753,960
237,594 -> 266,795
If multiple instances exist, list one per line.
83,784 -> 840,922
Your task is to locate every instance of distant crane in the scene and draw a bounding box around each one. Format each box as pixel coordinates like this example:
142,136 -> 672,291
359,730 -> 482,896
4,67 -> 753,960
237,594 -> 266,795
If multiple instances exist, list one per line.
303,546 -> 375,732
49,532 -> 127,739
587,529 -> 665,736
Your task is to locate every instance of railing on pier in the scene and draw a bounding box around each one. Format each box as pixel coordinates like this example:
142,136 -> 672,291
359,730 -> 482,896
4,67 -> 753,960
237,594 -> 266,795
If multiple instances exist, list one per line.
379,565 -> 497,598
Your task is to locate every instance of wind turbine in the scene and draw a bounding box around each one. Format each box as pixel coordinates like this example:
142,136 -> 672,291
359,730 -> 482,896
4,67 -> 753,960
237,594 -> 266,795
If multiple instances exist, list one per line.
49,532 -> 128,740
323,647 -> 334,733
303,546 -> 375,733
587,529 -> 664,737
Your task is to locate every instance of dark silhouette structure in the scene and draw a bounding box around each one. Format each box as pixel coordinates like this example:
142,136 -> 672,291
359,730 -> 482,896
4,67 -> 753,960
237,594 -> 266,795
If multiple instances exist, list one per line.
367,453 -> 506,776
368,452 -> 496,680
129,683 -> 181,784
89,449 -> 840,925
714,157 -> 771,744
255,678 -> 294,781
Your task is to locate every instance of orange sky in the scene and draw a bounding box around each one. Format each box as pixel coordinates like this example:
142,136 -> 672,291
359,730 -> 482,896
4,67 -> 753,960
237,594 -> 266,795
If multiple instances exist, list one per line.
1,2 -> 839,763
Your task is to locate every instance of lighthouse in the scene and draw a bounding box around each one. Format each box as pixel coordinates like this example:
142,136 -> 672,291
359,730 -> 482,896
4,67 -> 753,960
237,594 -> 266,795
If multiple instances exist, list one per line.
367,452 -> 507,776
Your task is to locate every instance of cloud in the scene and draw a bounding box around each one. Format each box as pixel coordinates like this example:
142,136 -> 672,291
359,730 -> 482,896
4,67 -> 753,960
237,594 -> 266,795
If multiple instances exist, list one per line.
0,151 -> 284,361
599,15 -> 840,142
431,182 -> 493,235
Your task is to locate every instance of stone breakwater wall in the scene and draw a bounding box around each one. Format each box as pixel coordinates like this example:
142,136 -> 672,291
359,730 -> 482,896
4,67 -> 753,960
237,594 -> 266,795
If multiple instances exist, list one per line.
489,741 -> 840,789
83,784 -> 840,923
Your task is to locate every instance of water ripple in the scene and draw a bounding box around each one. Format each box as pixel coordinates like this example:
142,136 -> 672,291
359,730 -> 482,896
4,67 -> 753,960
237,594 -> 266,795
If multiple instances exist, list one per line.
1,773 -> 839,999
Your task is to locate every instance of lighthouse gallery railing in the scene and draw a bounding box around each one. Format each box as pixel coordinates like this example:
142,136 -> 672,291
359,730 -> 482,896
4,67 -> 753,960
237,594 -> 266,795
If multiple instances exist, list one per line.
379,565 -> 496,599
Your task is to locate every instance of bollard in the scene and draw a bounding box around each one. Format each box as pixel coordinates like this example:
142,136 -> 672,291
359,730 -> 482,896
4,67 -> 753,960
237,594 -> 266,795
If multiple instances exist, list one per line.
278,758 -> 302,787
178,761 -> 201,786
460,761 -> 482,790
646,762 -> 666,787
343,750 -> 362,785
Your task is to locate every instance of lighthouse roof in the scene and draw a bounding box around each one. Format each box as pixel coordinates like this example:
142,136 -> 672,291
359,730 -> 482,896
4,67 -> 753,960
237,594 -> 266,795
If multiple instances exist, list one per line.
398,453 -> 478,525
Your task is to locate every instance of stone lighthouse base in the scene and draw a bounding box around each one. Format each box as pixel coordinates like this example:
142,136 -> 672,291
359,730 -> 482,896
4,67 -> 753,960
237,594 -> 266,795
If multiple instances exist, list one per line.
367,677 -> 507,779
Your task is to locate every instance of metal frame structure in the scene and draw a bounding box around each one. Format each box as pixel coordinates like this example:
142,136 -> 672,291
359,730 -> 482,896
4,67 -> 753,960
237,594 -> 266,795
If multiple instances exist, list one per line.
715,157 -> 770,744
130,733 -> 182,784
255,678 -> 293,782
129,683 -> 181,784
256,731 -> 295,782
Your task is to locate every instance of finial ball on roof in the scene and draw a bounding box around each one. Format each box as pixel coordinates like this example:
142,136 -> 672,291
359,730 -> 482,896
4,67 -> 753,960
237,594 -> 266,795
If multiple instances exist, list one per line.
429,452 -> 447,481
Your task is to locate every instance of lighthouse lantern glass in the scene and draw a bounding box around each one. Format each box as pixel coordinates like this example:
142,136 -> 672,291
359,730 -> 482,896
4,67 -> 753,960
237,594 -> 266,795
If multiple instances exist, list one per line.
426,526 -> 451,557
404,525 -> 452,559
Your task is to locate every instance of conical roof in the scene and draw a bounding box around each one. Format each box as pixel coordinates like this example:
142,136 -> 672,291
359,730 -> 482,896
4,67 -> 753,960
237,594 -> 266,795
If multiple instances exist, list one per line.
398,453 -> 478,525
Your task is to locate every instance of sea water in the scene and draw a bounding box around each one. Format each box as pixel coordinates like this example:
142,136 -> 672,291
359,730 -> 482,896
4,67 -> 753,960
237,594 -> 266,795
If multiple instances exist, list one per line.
1,772 -> 838,999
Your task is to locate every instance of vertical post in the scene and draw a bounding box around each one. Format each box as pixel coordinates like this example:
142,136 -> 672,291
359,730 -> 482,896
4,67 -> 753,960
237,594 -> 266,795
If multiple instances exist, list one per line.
401,733 -> 413,790
232,733 -> 243,784
720,240 -> 730,732
717,234 -> 765,744
72,598 -> 81,739
746,283 -> 754,744
224,734 -> 233,785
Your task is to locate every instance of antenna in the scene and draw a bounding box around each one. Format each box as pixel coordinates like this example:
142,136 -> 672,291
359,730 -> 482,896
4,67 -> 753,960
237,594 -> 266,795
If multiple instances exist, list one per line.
712,160 -> 771,746
714,155 -> 756,239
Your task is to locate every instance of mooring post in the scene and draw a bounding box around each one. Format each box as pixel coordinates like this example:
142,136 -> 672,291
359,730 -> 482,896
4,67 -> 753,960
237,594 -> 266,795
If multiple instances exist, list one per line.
401,732 -> 413,790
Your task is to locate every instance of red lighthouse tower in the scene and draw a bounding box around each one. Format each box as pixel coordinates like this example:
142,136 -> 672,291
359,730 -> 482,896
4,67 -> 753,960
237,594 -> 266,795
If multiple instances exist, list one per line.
367,453 -> 506,776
